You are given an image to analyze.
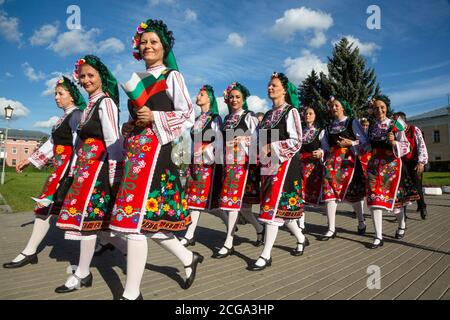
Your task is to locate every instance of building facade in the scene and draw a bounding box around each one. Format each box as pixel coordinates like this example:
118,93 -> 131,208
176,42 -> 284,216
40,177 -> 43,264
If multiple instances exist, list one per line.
408,106 -> 450,162
0,128 -> 49,167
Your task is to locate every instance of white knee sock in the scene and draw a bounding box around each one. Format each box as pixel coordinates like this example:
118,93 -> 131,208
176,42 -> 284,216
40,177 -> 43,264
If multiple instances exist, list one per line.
298,213 -> 305,230
97,231 -> 127,254
183,210 -> 201,242
241,209 -> 264,234
65,236 -> 97,288
325,201 -> 337,236
255,223 -> 279,267
371,208 -> 383,242
13,216 -> 51,262
122,236 -> 148,300
219,210 -> 239,254
153,232 -> 194,278
352,201 -> 366,228
286,219 -> 306,251
397,207 -> 406,235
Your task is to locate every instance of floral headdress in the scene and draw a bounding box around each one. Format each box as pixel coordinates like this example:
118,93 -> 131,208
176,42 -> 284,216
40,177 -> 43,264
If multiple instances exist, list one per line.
271,72 -> 300,109
200,84 -> 219,116
72,55 -> 119,106
131,19 -> 178,71
223,82 -> 250,112
55,76 -> 87,110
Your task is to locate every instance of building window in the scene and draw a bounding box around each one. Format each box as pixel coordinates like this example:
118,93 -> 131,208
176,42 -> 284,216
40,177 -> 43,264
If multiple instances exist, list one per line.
433,130 -> 440,143
12,147 -> 17,154
24,148 -> 29,154
12,159 -> 16,166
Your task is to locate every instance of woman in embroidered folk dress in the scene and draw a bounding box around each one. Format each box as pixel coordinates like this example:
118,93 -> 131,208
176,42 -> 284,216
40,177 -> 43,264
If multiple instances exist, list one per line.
108,19 -> 203,300
249,72 -> 306,271
319,97 -> 369,241
53,55 -> 124,293
297,106 -> 324,234
3,77 -> 85,269
180,85 -> 223,247
367,96 -> 412,248
212,82 -> 265,259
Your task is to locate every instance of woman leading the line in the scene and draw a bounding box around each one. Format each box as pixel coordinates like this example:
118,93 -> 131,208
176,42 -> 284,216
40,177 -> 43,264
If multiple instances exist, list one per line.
3,77 -> 85,269
109,19 -> 203,300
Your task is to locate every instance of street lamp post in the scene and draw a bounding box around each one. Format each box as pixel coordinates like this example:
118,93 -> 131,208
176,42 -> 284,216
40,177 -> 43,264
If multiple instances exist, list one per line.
1,105 -> 14,185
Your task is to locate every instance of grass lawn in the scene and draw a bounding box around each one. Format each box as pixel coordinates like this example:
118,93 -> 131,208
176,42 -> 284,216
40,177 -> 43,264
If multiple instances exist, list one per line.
0,169 -> 49,212
423,172 -> 450,187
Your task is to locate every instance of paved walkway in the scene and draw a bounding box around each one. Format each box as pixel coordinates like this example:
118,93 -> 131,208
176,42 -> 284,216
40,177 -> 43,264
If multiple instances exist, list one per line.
0,195 -> 449,300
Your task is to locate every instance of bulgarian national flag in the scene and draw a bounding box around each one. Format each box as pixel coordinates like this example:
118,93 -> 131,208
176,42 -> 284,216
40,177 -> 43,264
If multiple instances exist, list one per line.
392,117 -> 407,133
121,72 -> 168,108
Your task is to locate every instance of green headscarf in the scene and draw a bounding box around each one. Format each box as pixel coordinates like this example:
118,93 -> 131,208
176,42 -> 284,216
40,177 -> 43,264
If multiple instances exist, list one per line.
132,19 -> 179,71
200,84 -> 219,116
224,82 -> 250,112
56,76 -> 87,110
271,72 -> 300,109
328,96 -> 353,118
73,55 -> 119,106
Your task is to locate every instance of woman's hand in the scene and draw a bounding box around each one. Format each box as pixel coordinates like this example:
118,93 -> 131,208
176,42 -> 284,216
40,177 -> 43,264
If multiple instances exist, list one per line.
121,121 -> 135,136
415,163 -> 425,174
136,106 -> 154,127
312,150 -> 322,159
16,159 -> 30,173
337,136 -> 353,148
387,132 -> 396,146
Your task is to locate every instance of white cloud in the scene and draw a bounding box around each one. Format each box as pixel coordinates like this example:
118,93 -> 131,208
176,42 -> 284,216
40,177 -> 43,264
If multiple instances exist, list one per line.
34,116 -> 60,128
22,62 -> 46,82
226,33 -> 245,48
283,50 -> 328,85
185,9 -> 197,21
97,37 -> 125,54
148,0 -> 175,6
334,35 -> 381,58
389,77 -> 450,107
29,23 -> 58,46
5,72 -> 13,78
0,11 -> 22,44
0,97 -> 30,118
271,7 -> 333,43
0,0 -> 5,5
309,31 -> 326,48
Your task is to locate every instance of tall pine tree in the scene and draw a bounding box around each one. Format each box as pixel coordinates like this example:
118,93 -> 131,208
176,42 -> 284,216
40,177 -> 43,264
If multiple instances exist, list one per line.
298,70 -> 329,126
321,37 -> 381,118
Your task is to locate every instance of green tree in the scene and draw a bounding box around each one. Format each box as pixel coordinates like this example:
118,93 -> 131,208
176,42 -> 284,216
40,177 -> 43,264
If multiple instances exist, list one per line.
298,69 -> 330,126
321,37 -> 381,118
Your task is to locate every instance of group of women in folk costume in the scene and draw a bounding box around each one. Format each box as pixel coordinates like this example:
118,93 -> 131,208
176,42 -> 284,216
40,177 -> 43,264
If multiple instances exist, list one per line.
3,16 -> 424,299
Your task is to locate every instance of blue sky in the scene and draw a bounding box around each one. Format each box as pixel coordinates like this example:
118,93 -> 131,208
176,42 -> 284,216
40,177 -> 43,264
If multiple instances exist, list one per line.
1,0 -> 450,133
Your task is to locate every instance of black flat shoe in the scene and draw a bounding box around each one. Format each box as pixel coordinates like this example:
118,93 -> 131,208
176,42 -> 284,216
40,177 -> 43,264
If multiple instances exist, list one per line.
304,236 -> 310,247
180,236 -> 196,247
120,293 -> 143,300
254,228 -> 265,247
395,227 -> 406,239
291,240 -> 306,256
55,273 -> 93,293
420,208 -> 427,220
94,243 -> 115,256
3,252 -> 38,269
369,238 -> 384,249
211,246 -> 234,259
248,256 -> 272,271
319,230 -> 336,241
184,252 -> 204,289
357,225 -> 367,235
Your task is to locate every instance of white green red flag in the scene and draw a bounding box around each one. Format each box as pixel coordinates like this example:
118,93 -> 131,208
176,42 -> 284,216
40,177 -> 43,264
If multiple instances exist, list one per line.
392,117 -> 407,132
121,72 -> 167,108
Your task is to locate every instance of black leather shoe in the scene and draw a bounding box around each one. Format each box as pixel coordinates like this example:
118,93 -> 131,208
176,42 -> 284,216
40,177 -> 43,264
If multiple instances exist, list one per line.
248,256 -> 272,271
369,238 -> 384,249
395,227 -> 406,239
184,252 -> 204,289
420,208 -> 427,220
319,230 -> 336,241
94,243 -> 115,256
55,273 -> 93,293
120,293 -> 143,300
180,236 -> 196,247
3,252 -> 38,269
357,225 -> 367,235
211,246 -> 234,259
304,236 -> 310,247
291,241 -> 306,256
254,228 -> 265,247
